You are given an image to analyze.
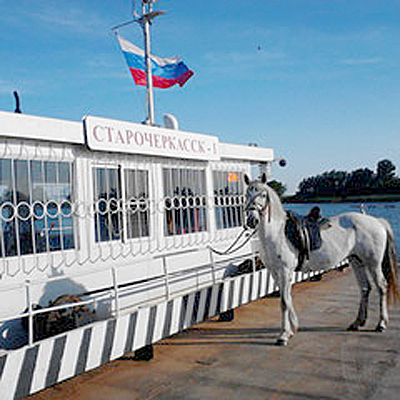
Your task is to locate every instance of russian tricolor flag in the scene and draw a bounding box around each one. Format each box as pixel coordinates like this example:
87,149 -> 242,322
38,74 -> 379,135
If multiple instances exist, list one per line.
117,35 -> 194,89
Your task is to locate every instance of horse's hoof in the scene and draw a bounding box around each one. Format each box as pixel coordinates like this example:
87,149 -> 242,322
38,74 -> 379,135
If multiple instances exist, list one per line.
218,309 -> 234,322
275,338 -> 288,346
347,323 -> 360,331
375,325 -> 386,333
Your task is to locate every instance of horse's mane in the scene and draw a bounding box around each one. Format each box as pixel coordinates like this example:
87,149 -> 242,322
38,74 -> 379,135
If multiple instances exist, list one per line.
265,183 -> 285,210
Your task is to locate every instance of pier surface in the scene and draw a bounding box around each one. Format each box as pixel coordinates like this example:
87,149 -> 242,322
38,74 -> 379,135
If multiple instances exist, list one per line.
28,268 -> 400,400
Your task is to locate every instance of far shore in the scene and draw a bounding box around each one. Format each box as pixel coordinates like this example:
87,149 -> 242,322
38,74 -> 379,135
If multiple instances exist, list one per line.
283,194 -> 400,203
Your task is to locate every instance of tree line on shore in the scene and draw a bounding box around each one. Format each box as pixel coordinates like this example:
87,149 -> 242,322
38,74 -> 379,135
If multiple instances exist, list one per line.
271,159 -> 400,201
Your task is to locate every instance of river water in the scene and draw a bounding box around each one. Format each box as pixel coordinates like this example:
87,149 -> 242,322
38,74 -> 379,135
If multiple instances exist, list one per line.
285,202 -> 400,253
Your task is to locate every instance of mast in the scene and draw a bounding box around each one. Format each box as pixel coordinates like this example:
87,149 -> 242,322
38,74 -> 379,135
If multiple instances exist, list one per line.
141,0 -> 155,125
113,0 -> 164,126
137,0 -> 165,126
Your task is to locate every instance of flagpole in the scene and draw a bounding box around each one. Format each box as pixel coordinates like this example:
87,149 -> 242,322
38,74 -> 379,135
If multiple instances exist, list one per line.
114,1 -> 164,126
142,0 -> 155,125
114,2 -> 191,127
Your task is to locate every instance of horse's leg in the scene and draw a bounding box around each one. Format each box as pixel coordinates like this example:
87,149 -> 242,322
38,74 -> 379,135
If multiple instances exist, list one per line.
288,271 -> 299,335
289,301 -> 299,336
368,263 -> 389,332
347,259 -> 371,331
276,267 -> 297,346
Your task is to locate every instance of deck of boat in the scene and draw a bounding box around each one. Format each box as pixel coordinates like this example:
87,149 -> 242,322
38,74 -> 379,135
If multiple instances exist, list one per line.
28,267 -> 400,400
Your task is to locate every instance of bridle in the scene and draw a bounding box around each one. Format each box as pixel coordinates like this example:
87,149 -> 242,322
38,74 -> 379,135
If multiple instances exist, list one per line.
245,186 -> 271,225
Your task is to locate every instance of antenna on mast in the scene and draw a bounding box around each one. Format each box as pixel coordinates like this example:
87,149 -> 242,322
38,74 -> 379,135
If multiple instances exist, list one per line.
132,0 -> 139,18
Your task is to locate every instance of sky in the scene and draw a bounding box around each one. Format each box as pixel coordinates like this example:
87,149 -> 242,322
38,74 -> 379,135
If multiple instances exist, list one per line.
0,0 -> 399,194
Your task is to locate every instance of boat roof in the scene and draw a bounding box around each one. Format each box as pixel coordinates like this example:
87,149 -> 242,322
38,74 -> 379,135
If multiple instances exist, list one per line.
0,110 -> 273,162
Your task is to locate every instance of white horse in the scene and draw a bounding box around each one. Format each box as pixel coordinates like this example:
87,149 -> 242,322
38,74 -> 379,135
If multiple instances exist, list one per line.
244,173 -> 399,346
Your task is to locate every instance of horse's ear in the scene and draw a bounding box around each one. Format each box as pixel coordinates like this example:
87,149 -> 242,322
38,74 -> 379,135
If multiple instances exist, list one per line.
244,174 -> 250,185
261,173 -> 267,184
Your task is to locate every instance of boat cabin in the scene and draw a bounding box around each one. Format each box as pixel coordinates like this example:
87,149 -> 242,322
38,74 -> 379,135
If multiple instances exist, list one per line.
0,110 -> 274,347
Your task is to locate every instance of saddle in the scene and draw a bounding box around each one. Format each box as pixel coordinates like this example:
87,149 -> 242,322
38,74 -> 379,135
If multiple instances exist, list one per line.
284,207 -> 331,272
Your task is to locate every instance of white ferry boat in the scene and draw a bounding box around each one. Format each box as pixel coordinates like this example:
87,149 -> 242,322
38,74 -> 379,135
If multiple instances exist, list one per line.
0,108 -> 274,342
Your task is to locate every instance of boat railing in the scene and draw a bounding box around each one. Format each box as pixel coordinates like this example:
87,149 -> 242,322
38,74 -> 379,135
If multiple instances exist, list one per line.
0,247 -> 260,347
0,138 -> 250,278
0,193 -> 247,277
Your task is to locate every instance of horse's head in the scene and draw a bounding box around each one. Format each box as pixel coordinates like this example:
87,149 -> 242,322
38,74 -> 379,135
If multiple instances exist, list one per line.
244,173 -> 271,229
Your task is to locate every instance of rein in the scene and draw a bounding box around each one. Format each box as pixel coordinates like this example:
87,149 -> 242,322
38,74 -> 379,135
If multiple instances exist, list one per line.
208,186 -> 271,256
208,226 -> 258,256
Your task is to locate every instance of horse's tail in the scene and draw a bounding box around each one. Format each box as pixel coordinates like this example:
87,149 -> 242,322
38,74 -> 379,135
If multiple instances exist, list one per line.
381,220 -> 400,305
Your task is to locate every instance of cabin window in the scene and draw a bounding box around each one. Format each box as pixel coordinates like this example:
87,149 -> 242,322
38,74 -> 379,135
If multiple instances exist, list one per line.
93,167 -> 122,242
124,169 -> 150,238
93,167 -> 150,242
163,168 -> 207,235
0,159 -> 75,257
213,171 -> 244,229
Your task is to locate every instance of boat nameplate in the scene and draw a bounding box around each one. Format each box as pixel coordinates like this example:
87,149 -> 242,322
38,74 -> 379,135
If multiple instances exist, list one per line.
84,116 -> 220,160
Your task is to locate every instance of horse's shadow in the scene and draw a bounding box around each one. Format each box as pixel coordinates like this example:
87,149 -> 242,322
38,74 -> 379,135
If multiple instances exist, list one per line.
301,325 -> 384,334
161,324 -> 351,348
298,326 -> 346,333
163,326 -> 280,347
